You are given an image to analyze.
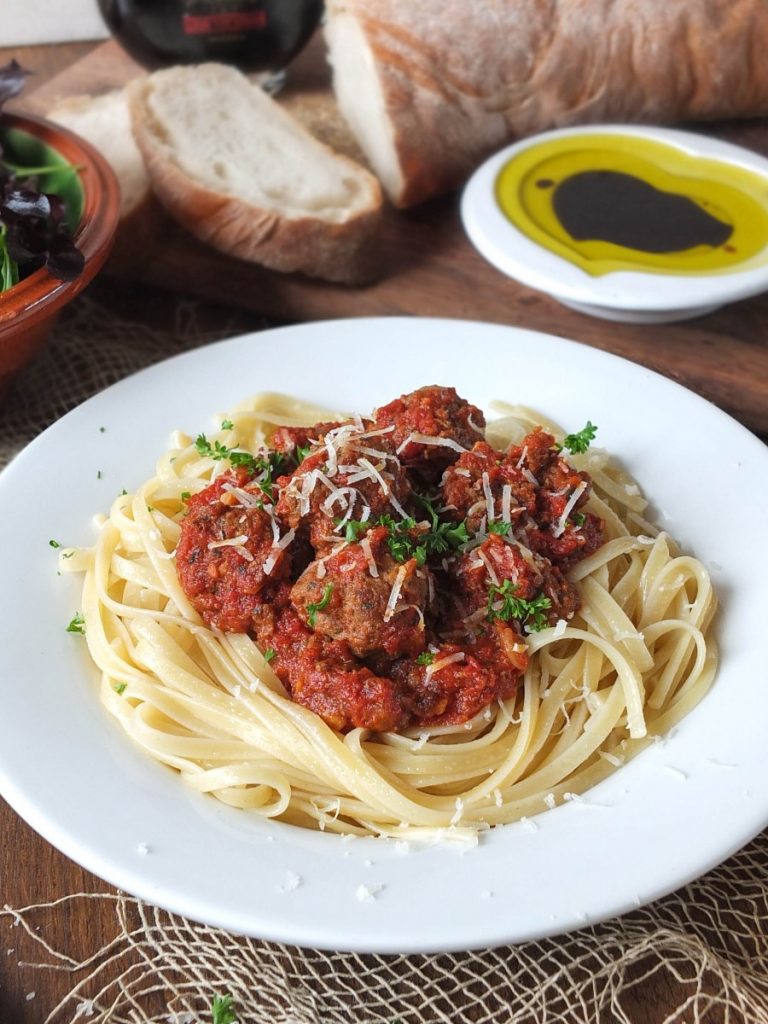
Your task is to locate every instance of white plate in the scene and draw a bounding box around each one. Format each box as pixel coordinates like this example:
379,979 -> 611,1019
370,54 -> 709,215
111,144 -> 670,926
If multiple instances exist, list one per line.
1,317 -> 767,953
461,126 -> 768,322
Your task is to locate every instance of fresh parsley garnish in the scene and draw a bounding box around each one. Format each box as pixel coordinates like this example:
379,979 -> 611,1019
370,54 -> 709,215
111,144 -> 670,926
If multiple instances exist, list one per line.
263,648 -> 276,663
195,435 -> 286,499
195,433 -> 252,467
49,539 -> 61,548
334,518 -> 371,543
486,580 -> 551,631
99,426 -> 106,433
66,613 -> 85,635
488,521 -> 512,536
114,683 -> 126,695
559,421 -> 597,455
416,651 -> 436,666
306,584 -> 334,628
220,419 -> 234,431
372,500 -> 471,568
414,496 -> 470,556
211,994 -> 237,1024
295,443 -> 312,464
180,491 -> 191,502
572,511 -> 586,527
375,514 -> 423,564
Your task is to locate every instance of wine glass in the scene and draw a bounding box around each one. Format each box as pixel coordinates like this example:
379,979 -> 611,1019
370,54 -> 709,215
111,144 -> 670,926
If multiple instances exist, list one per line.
97,0 -> 324,92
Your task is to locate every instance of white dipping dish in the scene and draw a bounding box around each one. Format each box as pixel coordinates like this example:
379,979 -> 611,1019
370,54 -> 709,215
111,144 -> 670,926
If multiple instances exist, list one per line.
461,125 -> 768,323
0,317 -> 767,953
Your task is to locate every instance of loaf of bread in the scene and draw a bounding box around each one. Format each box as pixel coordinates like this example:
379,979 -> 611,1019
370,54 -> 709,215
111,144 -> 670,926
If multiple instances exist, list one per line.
325,0 -> 768,208
128,63 -> 384,283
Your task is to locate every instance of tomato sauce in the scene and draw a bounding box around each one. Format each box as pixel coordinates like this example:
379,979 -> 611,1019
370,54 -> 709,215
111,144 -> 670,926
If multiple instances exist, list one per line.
176,387 -> 604,732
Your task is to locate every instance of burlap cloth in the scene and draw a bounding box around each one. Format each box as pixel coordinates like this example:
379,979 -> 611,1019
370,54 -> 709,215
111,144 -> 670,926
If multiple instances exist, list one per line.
2,286 -> 767,1024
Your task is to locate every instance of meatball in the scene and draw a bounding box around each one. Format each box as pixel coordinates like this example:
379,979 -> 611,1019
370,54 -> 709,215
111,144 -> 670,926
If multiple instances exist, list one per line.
442,440 -> 537,532
275,438 -> 412,556
176,472 -> 292,632
390,625 -> 527,726
258,599 -> 410,732
271,419 -> 349,458
507,428 -> 604,569
373,386 -> 485,477
290,526 -> 429,658
446,534 -> 580,631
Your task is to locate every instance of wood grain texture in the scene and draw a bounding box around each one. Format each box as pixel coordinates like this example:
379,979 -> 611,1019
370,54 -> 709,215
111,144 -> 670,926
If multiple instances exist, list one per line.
14,39 -> 768,439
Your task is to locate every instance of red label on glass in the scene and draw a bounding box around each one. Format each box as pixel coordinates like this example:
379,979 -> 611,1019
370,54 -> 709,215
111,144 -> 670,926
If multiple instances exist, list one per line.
182,11 -> 267,35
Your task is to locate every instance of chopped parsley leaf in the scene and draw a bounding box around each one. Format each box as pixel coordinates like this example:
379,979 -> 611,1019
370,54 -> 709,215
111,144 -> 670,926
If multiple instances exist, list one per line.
99,426 -> 106,433
49,539 -> 61,548
120,489 -> 128,496
416,651 -> 436,666
486,580 -> 551,631
333,518 -> 370,543
371,502 -> 470,567
306,584 -> 334,628
295,443 -> 312,464
66,613 -> 86,635
414,496 -> 470,556
180,491 -> 191,502
211,994 -> 237,1024
375,514 -> 421,563
572,511 -> 586,527
114,683 -> 127,695
96,470 -> 103,479
559,421 -> 597,455
62,551 -> 74,559
195,433 -> 256,473
220,419 -> 234,431
488,521 -> 512,536
263,648 -> 276,663
195,435 -> 286,499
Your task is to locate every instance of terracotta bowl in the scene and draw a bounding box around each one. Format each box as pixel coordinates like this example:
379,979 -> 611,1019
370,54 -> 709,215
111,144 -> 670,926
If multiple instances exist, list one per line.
0,111 -> 121,390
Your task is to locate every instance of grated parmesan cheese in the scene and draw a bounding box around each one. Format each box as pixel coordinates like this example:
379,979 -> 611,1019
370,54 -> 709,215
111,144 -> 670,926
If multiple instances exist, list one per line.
396,432 -> 468,455
476,547 -> 500,586
208,534 -> 249,550
263,527 -> 296,575
425,651 -> 466,679
384,565 -> 407,621
552,481 -> 587,538
355,882 -> 384,903
481,471 -> 495,521
360,535 -> 379,578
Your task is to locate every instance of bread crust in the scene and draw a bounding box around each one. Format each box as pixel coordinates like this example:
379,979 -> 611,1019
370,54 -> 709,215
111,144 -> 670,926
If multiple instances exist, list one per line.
127,72 -> 383,284
326,0 -> 768,207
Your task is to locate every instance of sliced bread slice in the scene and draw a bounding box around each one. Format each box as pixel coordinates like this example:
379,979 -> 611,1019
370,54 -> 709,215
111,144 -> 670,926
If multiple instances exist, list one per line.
128,63 -> 383,283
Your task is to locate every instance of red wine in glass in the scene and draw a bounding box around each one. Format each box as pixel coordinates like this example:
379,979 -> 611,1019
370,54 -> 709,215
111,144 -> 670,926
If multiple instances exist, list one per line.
97,0 -> 324,87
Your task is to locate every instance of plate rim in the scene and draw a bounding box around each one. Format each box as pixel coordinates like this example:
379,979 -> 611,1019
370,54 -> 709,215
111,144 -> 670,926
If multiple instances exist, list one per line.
1,315 -> 767,954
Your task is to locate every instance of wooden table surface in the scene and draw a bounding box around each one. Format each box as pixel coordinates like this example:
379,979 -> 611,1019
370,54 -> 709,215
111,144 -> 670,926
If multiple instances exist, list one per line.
1,40 -> 766,1024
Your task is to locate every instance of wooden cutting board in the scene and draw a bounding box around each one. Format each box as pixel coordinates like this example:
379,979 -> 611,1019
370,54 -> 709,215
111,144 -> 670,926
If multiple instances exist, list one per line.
23,38 -> 768,439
